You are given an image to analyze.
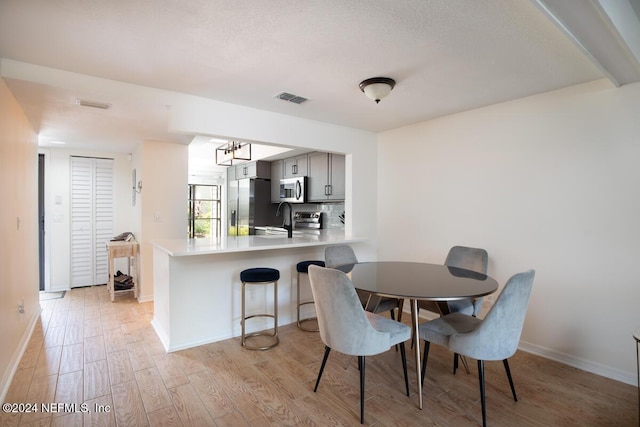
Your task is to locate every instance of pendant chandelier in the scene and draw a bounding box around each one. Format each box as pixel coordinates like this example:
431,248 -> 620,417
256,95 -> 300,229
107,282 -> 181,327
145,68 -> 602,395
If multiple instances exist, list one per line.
216,141 -> 251,166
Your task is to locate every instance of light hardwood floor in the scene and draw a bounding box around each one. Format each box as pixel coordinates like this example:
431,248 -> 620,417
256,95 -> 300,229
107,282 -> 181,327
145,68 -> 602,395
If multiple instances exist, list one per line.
0,285 -> 637,426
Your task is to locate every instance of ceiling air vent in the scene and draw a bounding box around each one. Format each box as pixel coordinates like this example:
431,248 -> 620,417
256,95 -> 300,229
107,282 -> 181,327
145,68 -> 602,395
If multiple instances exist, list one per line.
274,92 -> 308,104
75,98 -> 111,110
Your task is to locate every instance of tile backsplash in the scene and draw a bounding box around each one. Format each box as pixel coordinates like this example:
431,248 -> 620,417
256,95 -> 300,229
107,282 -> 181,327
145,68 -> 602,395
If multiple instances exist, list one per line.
291,202 -> 345,229
321,203 -> 345,229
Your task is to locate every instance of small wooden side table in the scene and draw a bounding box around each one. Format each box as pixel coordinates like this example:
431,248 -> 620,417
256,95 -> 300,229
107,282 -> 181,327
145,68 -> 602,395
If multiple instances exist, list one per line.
106,240 -> 139,302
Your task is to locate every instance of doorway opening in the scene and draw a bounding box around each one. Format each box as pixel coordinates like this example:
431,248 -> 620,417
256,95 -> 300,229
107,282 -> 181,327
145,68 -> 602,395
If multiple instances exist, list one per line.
38,153 -> 45,291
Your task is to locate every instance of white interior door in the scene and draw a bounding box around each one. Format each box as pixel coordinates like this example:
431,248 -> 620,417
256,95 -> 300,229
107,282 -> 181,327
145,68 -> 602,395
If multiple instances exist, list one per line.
70,156 -> 114,287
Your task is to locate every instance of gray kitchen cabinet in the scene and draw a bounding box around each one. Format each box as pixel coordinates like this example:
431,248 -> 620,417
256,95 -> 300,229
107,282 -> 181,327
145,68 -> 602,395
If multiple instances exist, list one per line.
307,152 -> 345,201
283,154 -> 308,178
230,160 -> 271,180
329,153 -> 345,200
270,159 -> 283,202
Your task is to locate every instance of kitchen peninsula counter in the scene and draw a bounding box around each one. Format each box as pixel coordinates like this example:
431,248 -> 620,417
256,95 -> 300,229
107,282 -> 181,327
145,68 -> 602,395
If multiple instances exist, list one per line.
151,230 -> 367,352
152,229 -> 361,257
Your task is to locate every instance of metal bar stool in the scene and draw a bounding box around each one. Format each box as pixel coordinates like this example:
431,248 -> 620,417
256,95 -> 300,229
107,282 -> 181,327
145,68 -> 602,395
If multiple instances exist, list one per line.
296,260 -> 325,331
240,268 -> 279,350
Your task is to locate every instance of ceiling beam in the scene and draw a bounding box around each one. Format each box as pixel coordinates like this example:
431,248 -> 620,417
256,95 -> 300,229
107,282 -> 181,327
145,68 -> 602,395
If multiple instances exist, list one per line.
532,0 -> 640,86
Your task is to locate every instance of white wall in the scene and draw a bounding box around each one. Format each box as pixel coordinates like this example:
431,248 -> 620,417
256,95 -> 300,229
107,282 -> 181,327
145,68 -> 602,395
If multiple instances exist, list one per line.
377,79 -> 640,384
137,139 -> 188,302
43,148 -> 133,291
0,79 -> 39,401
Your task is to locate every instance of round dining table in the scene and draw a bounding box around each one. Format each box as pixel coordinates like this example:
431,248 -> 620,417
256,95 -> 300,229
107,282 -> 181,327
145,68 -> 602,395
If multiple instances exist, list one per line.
337,261 -> 499,409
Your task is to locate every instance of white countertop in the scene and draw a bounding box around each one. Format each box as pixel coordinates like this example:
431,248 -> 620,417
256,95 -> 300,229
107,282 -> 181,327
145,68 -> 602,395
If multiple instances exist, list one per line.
152,229 -> 365,257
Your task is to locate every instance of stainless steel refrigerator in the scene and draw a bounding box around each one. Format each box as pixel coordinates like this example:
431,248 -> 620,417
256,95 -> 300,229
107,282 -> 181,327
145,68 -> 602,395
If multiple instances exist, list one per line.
227,178 -> 278,236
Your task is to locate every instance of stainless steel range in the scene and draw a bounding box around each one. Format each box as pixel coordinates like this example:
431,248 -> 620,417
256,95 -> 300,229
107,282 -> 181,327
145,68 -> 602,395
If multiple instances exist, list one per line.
294,211 -> 323,230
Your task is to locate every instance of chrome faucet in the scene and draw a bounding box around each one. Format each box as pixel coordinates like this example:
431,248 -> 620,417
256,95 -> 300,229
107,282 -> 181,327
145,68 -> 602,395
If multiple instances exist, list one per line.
276,201 -> 293,238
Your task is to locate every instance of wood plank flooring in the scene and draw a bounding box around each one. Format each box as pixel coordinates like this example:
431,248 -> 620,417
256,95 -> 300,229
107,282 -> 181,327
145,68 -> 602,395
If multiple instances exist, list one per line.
0,285 -> 636,426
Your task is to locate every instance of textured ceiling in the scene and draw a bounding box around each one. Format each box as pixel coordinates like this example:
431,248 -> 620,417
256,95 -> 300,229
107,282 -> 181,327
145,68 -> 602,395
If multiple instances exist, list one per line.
0,0 -> 637,153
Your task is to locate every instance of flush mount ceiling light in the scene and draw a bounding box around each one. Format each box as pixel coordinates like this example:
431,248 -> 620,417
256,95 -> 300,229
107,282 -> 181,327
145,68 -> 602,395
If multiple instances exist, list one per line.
359,77 -> 396,104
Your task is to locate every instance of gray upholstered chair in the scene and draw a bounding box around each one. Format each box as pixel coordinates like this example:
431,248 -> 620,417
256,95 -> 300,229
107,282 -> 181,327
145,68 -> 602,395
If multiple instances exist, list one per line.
419,245 -> 489,317
324,244 -> 358,268
324,245 -> 403,319
445,245 -> 489,316
416,245 -> 489,373
308,265 -> 411,424
419,269 -> 535,427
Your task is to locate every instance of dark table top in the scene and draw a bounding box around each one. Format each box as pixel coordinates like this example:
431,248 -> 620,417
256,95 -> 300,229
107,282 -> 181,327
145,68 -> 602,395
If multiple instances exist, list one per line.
338,261 -> 498,301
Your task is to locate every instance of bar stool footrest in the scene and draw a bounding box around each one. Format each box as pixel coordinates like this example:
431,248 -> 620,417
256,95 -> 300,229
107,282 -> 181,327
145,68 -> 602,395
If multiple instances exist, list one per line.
242,331 -> 279,350
297,316 -> 319,332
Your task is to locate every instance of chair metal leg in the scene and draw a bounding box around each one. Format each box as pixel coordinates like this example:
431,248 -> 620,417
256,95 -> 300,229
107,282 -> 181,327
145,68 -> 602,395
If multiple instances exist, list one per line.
461,356 -> 471,373
344,356 -> 354,370
453,353 -> 471,375
399,342 -> 409,396
503,359 -> 518,401
421,340 -> 430,387
314,346 -> 331,392
478,360 -> 487,427
359,355 -> 366,424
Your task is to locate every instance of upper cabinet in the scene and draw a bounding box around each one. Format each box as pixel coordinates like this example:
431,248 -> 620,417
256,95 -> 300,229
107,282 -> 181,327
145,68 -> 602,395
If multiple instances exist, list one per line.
270,160 -> 283,202
307,152 -> 345,202
269,151 -> 345,203
270,155 -> 308,202
283,154 -> 308,178
229,160 -> 271,181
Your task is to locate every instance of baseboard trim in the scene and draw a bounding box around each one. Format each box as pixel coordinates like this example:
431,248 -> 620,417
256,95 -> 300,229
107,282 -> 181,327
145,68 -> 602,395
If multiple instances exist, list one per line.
518,340 -> 636,386
137,294 -> 153,303
150,317 -> 170,352
0,305 -> 42,403
46,286 -> 71,293
150,314 -> 296,353
402,306 -> 635,386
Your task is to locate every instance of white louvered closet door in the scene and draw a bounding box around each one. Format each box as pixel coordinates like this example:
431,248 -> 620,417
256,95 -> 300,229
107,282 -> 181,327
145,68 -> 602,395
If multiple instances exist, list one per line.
70,156 -> 114,287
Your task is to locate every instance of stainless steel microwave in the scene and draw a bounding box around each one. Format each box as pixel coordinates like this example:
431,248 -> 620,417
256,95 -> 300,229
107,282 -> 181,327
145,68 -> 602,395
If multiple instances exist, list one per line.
279,177 -> 307,203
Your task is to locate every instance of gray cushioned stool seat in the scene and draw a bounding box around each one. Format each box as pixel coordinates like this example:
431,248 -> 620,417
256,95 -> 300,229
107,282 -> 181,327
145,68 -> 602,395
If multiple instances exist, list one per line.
296,260 -> 325,273
240,267 -> 280,283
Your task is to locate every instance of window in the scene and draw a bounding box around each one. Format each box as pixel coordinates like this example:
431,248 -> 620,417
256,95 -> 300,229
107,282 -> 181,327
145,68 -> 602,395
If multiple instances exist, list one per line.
188,184 -> 221,238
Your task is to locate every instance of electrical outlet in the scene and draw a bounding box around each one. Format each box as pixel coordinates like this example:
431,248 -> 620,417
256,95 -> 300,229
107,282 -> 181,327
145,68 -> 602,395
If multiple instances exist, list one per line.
18,298 -> 25,314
